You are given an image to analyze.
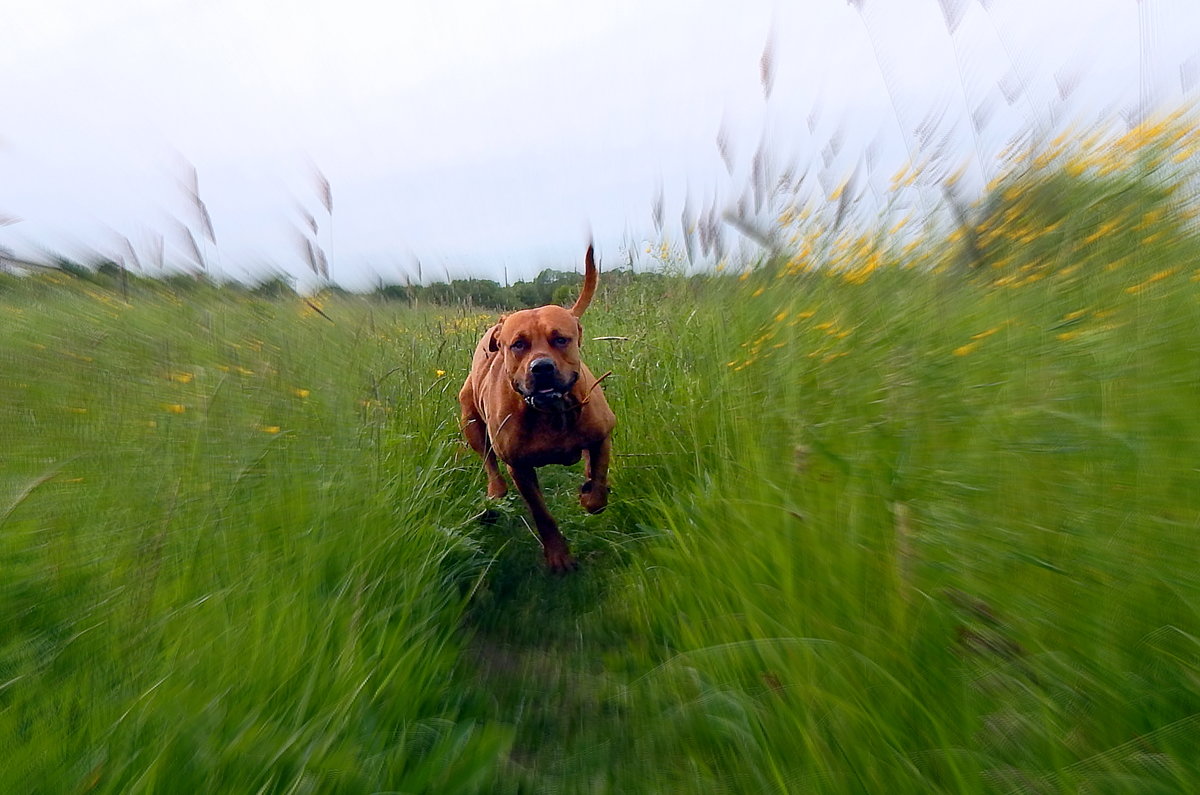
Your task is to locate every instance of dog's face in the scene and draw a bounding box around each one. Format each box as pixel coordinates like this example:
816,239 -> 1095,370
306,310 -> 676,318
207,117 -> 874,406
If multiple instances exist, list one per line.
490,306 -> 584,409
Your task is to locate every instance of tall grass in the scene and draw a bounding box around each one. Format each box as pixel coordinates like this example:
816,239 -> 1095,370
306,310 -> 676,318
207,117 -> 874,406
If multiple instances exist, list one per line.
2,115 -> 1199,792
0,288 -> 509,791
587,115 -> 1200,792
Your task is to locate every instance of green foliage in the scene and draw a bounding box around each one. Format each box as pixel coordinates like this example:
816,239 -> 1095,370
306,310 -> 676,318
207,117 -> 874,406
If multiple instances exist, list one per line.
0,292 -> 509,792
372,266 -> 651,310
53,256 -> 96,282
250,274 -> 297,299
2,117 -> 1199,792
95,260 -> 124,279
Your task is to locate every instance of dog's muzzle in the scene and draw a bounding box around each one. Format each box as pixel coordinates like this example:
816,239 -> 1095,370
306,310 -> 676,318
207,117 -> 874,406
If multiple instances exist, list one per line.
515,362 -> 579,413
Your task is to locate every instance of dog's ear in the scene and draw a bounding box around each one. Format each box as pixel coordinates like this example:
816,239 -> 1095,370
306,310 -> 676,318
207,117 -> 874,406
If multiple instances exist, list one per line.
486,317 -> 507,352
576,318 -> 583,348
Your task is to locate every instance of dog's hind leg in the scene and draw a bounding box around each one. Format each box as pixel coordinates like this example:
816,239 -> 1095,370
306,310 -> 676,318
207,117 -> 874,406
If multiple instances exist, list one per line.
461,410 -> 507,499
508,464 -> 577,573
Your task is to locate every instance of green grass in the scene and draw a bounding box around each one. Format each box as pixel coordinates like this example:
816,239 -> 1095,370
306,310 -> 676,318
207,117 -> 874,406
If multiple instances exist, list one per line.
3,126 -> 1200,792
0,287 -> 510,792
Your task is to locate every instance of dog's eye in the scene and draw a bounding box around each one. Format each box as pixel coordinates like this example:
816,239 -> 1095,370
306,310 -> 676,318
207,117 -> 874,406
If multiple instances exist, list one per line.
510,339 -> 529,351
551,336 -> 570,347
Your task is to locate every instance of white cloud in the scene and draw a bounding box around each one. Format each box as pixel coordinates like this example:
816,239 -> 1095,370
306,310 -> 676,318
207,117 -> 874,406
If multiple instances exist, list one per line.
2,0 -> 1197,287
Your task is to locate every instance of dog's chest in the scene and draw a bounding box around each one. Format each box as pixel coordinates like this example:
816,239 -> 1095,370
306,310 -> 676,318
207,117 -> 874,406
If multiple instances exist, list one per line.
490,414 -> 595,467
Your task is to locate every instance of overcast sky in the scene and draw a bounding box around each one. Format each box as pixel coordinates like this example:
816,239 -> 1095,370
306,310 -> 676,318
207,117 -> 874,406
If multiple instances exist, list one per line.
2,0 -> 1197,289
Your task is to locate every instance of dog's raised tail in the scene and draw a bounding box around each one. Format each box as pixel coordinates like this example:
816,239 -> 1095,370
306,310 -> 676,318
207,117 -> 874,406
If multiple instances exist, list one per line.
570,244 -> 598,318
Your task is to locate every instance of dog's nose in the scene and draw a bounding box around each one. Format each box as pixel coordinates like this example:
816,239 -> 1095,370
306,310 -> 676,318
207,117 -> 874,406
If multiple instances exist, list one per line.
530,357 -> 556,375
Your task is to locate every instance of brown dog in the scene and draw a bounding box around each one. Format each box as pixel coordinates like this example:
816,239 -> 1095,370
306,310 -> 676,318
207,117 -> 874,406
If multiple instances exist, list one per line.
458,245 -> 616,572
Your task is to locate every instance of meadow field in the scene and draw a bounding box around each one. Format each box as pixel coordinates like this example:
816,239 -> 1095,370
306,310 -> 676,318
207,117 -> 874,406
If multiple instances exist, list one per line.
3,118 -> 1200,793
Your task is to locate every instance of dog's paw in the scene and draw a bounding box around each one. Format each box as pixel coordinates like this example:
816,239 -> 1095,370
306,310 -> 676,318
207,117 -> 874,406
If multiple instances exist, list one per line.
579,480 -> 609,514
543,544 -> 579,574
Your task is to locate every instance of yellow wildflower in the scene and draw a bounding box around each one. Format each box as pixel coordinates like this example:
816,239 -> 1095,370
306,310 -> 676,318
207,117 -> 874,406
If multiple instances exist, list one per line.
888,213 -> 912,235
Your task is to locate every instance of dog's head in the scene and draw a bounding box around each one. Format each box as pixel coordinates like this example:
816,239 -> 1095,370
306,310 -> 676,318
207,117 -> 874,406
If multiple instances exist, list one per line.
489,306 -> 584,410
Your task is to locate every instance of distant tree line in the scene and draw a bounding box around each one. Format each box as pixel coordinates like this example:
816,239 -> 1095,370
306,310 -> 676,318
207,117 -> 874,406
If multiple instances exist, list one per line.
372,266 -> 660,309
29,257 -> 312,300
9,255 -> 668,309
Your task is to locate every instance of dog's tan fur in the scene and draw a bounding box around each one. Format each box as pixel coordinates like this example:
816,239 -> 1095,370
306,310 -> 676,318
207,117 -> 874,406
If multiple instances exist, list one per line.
458,245 -> 615,571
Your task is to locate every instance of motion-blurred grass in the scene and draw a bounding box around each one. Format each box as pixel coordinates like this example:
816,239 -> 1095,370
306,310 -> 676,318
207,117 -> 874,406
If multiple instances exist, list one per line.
3,115 -> 1199,792
0,288 -> 511,791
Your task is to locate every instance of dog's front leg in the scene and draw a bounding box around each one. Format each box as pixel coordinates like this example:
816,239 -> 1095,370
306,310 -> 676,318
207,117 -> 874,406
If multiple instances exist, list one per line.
508,464 -> 578,573
580,437 -> 611,514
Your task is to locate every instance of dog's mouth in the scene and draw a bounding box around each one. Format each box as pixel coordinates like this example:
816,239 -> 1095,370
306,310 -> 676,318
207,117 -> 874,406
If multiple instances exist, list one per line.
515,372 -> 579,411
